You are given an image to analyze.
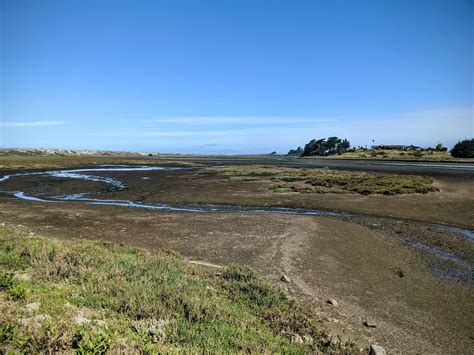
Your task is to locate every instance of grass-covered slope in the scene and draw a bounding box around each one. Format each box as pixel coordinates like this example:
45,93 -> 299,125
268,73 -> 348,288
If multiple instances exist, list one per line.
0,227 -> 346,353
209,165 -> 437,195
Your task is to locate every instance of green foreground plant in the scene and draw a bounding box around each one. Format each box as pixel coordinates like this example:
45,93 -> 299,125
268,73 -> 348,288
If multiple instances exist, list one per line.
0,227 -> 348,353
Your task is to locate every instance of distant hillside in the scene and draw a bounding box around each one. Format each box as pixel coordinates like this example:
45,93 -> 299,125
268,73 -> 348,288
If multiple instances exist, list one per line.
0,148 -> 151,157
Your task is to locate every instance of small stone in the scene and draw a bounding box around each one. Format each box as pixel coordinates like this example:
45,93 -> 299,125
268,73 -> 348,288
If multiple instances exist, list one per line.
281,275 -> 291,283
25,302 -> 40,313
302,335 -> 314,344
370,344 -> 386,355
73,308 -> 91,325
13,273 -> 31,281
364,320 -> 377,328
0,222 -> 5,226
391,267 -> 405,278
292,333 -> 304,344
73,314 -> 90,325
327,299 -> 338,306
95,320 -> 106,327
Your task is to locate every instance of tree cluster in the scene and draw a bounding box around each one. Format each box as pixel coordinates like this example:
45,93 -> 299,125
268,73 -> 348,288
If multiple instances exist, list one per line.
288,137 -> 350,157
451,139 -> 474,158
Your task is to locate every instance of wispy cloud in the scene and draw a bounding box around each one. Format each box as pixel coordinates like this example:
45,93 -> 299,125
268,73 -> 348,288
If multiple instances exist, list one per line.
0,121 -> 68,128
135,116 -> 338,125
95,106 -> 473,153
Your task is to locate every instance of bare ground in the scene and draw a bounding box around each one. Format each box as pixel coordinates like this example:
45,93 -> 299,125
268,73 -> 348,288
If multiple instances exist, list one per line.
0,199 -> 472,353
0,161 -> 473,353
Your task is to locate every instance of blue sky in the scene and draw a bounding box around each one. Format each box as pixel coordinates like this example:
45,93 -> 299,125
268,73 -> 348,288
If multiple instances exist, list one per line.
1,0 -> 472,154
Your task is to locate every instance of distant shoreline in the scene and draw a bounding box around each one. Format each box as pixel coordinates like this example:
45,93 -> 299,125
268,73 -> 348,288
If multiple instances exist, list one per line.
1,147 -> 473,164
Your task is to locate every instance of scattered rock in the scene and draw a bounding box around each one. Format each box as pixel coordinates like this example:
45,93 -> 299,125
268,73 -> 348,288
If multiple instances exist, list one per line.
370,344 -> 387,355
25,302 -> 40,313
302,335 -> 314,344
327,299 -> 338,306
364,320 -> 377,328
281,275 -> 291,283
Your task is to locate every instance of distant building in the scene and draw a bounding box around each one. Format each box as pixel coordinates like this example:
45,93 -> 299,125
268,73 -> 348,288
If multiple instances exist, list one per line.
372,144 -> 421,151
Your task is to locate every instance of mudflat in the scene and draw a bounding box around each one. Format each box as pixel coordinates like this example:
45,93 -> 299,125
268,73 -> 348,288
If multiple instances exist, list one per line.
0,156 -> 473,353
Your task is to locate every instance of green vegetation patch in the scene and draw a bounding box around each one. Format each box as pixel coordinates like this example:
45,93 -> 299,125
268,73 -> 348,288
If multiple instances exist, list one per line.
0,227 -> 346,353
209,165 -> 437,195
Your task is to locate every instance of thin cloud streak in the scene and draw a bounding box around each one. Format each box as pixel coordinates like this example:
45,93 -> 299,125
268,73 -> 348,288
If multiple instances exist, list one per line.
1,121 -> 68,128
101,106 -> 473,138
92,106 -> 473,153
138,116 -> 338,125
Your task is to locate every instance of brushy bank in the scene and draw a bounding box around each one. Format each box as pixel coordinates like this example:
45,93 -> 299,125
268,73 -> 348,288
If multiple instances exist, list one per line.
0,227 -> 350,353
209,165 -> 437,195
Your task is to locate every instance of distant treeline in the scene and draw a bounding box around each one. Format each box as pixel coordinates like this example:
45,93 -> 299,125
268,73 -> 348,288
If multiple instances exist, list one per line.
287,138 -> 474,158
288,137 -> 350,157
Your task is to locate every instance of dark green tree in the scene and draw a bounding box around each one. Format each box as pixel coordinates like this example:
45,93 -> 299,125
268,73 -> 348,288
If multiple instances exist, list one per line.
287,147 -> 303,156
301,137 -> 351,156
435,143 -> 447,152
337,139 -> 351,154
451,139 -> 474,158
325,136 -> 341,155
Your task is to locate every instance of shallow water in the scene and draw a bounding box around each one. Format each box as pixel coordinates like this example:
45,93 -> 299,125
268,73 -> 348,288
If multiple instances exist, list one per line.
1,164 -> 473,284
